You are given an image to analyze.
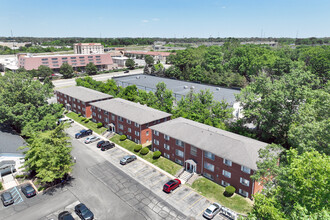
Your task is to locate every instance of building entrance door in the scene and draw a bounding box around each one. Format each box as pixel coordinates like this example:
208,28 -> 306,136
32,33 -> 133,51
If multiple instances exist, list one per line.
185,159 -> 197,173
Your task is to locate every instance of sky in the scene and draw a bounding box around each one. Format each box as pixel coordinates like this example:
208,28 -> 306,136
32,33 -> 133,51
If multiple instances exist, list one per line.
1,0 -> 329,38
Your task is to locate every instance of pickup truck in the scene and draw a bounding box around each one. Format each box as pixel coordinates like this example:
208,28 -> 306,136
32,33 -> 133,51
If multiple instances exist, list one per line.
75,129 -> 93,139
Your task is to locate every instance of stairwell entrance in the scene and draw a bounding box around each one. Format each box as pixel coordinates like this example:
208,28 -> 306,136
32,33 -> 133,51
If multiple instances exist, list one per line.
185,159 -> 197,173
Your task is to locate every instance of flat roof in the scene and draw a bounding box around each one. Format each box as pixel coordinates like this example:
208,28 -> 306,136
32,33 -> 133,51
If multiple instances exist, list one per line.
113,74 -> 240,105
56,86 -> 113,102
0,125 -> 26,154
150,117 -> 268,170
90,98 -> 172,125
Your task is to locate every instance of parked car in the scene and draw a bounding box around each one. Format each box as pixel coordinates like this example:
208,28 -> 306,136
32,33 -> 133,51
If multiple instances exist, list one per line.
58,211 -> 74,220
21,183 -> 36,198
96,140 -> 106,148
163,179 -> 181,193
57,118 -> 74,125
75,203 -> 94,220
120,155 -> 137,165
124,70 -> 129,73
84,136 -> 100,144
203,203 -> 222,219
101,141 -> 115,151
1,191 -> 14,206
75,129 -> 93,139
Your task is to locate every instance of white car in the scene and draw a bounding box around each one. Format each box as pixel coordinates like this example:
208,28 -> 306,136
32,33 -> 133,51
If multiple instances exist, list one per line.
203,203 -> 222,219
57,118 -> 74,125
84,136 -> 100,144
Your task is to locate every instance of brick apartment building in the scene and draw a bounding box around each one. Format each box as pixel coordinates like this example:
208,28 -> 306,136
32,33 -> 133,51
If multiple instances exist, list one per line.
55,86 -> 113,118
150,117 -> 268,199
90,98 -> 172,145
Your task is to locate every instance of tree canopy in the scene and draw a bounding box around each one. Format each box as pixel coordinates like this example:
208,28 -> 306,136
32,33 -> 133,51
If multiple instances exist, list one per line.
125,58 -> 135,69
85,62 -> 98,75
60,63 -> 74,79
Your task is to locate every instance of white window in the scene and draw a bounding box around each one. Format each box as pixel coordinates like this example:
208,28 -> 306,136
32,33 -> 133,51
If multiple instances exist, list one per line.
118,116 -> 123,122
154,139 -> 159,145
92,112 -> 96,116
78,100 -> 80,103
128,128 -> 131,133
69,97 -> 71,101
175,139 -> 184,147
97,107 -> 101,111
134,138 -> 140,144
164,144 -> 170,150
78,106 -> 81,109
203,173 -> 213,180
222,170 -> 231,178
153,130 -> 159,136
135,122 -> 139,127
175,149 -> 184,158
98,115 -> 102,119
146,131 -> 149,136
241,166 -> 251,174
190,146 -> 197,156
175,158 -> 183,165
104,111 -> 108,115
57,96 -> 59,100
164,153 -> 170,159
64,95 -> 67,98
164,135 -> 170,140
153,147 -> 159,152
118,124 -> 124,130
111,115 -> 115,121
240,177 -> 250,187
204,151 -> 215,160
239,189 -> 249,197
223,159 -> 232,166
127,119 -> 131,124
204,162 -> 214,172
82,102 -> 85,105
127,135 -> 131,139
221,180 -> 230,187
73,104 -> 76,108
135,131 -> 140,136
82,108 -> 85,111
105,118 -> 108,123
73,98 -> 76,101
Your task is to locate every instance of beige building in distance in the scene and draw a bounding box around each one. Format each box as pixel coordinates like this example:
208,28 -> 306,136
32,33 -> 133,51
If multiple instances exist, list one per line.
74,43 -> 104,54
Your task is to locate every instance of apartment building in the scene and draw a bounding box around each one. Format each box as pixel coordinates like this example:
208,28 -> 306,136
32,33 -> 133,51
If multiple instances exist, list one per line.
150,117 -> 268,199
74,43 -> 104,54
55,86 -> 113,117
90,98 -> 172,145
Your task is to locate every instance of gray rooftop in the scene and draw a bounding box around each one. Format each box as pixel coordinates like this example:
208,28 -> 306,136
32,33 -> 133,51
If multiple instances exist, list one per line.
113,74 -> 240,106
56,86 -> 113,103
0,126 -> 26,154
90,98 -> 172,125
150,117 -> 268,170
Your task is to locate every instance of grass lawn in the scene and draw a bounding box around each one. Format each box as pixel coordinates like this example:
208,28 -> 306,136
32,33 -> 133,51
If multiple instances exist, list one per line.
191,177 -> 253,214
110,134 -> 182,176
66,112 -> 107,135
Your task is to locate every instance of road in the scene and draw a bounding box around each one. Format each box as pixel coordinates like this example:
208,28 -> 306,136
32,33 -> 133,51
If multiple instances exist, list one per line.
53,69 -> 142,89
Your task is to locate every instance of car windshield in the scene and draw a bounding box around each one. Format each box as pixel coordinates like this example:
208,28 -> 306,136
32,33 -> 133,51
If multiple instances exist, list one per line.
167,180 -> 175,185
205,208 -> 212,214
3,193 -> 12,200
26,187 -> 35,193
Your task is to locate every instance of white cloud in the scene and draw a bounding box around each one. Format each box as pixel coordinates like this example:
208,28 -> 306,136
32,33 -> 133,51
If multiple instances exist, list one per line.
152,18 -> 160,21
142,20 -> 149,23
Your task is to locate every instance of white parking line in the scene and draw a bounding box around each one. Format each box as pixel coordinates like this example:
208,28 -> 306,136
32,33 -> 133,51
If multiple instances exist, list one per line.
10,187 -> 23,205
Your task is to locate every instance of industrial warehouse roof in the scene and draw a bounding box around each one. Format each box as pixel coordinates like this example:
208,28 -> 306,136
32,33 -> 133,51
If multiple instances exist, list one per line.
90,98 -> 172,125
56,86 -> 113,103
150,117 -> 269,170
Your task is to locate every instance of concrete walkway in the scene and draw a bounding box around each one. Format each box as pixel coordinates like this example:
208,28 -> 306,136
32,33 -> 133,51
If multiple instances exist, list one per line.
2,174 -> 18,190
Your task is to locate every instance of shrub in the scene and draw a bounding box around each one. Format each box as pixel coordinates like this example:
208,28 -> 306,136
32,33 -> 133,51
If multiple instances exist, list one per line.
224,186 -> 236,197
140,147 -> 149,155
78,113 -> 82,117
120,135 -> 127,141
37,186 -> 45,192
15,174 -> 27,179
81,117 -> 86,121
134,144 -> 142,152
153,151 -> 161,159
84,119 -> 89,123
97,122 -> 103,128
0,182 -> 3,190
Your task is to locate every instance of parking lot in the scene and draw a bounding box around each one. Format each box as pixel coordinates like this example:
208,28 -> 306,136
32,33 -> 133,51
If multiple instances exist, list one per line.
70,122 -> 230,220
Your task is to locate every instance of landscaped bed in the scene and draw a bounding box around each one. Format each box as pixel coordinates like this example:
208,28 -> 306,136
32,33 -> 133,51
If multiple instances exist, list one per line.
110,134 -> 182,176
66,112 -> 107,135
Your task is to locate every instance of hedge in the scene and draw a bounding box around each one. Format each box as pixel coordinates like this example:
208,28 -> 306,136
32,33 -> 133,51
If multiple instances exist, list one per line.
140,147 -> 149,155
120,135 -> 127,141
153,151 -> 161,159
78,113 -> 82,117
97,122 -> 103,128
0,182 -> 3,190
224,185 -> 236,197
84,119 -> 89,123
134,144 -> 142,152
81,117 -> 86,121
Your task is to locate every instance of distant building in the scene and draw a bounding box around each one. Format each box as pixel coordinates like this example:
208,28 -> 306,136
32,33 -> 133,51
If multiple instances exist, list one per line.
74,43 -> 104,54
17,53 -> 117,71
125,51 -> 174,62
112,57 -> 128,67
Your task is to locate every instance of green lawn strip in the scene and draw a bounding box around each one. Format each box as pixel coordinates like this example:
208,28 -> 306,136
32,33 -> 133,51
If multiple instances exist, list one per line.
191,177 -> 252,214
66,112 -> 107,135
110,134 -> 181,176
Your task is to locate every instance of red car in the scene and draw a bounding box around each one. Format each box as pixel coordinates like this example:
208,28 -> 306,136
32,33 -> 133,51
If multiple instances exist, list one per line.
163,179 -> 181,193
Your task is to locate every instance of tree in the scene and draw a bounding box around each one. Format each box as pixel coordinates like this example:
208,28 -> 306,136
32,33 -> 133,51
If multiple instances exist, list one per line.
125,58 -> 135,69
150,65 -> 156,74
43,76 -> 54,89
85,62 -> 98,75
118,85 -> 139,102
60,63 -> 74,79
20,125 -> 73,183
154,82 -> 174,113
143,65 -> 150,74
144,55 -> 154,66
37,65 -> 53,79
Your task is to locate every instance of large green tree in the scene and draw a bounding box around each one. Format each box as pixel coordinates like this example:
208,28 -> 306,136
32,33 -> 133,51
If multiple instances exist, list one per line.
154,82 -> 174,113
37,65 -> 53,79
60,63 -> 74,79
85,62 -> 98,75
125,58 -> 135,69
144,55 -> 154,66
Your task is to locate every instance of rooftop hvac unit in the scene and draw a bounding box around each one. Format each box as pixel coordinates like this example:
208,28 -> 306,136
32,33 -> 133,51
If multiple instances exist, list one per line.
136,76 -> 140,79
184,85 -> 188,89
216,87 -> 221,91
191,86 -> 195,89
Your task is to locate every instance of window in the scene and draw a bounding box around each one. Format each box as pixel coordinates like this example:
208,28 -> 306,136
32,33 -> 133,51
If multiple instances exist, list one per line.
127,135 -> 131,139
175,149 -> 184,158
51,58 -> 58,60
204,151 -> 215,160
118,124 -> 123,130
175,158 -> 183,165
104,111 -> 108,115
164,153 -> 170,159
70,57 -> 76,59
73,104 -> 76,108
118,116 -> 123,122
153,139 -> 159,145
153,148 -> 159,152
134,122 -> 139,127
146,131 -> 149,136
82,108 -> 85,111
96,55 -> 100,58
71,60 -> 77,62
241,166 -> 251,174
135,131 -> 140,136
164,135 -> 170,140
153,130 -> 159,136
92,112 -> 96,116
88,56 -> 93,58
78,106 -> 81,109
204,162 -> 215,172
223,159 -> 232,166
42,62 -> 48,64
42,58 -> 48,61
126,119 -> 131,124
240,178 -> 250,187
111,115 -> 115,121
98,115 -> 102,119
175,139 -> 184,147
190,146 -> 197,156
52,61 -> 58,63
79,56 -> 84,59
105,118 -> 108,123
134,139 -> 140,144
239,189 -> 249,197
221,180 -> 230,187
97,107 -> 101,111
78,100 -> 80,103
73,98 -> 76,101
164,144 -> 170,150
128,128 -> 131,133
222,170 -> 231,178
203,173 -> 214,180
